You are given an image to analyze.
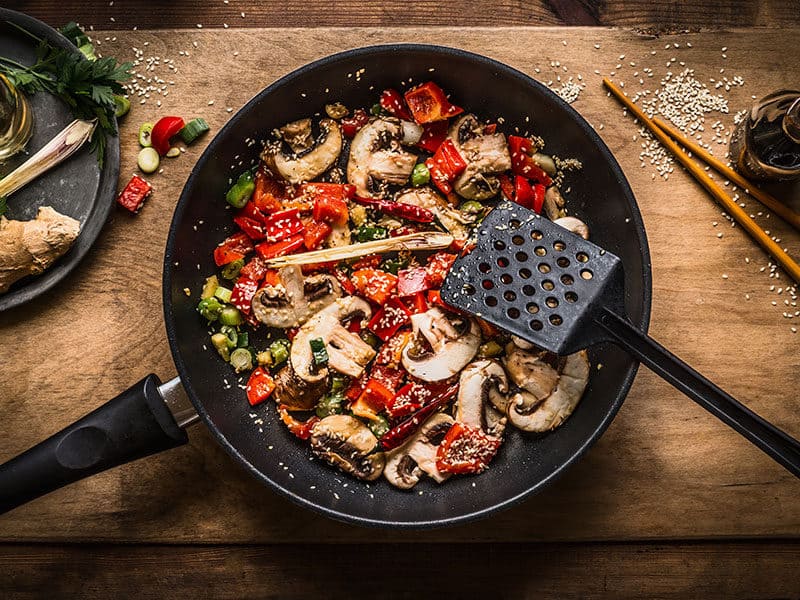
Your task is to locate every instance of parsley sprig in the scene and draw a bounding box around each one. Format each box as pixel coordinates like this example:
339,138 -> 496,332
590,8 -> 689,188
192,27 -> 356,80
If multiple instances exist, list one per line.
0,21 -> 132,168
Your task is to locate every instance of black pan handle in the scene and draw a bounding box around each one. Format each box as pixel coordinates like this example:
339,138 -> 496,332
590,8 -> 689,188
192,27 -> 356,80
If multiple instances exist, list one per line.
597,308 -> 800,477
0,374 -> 189,514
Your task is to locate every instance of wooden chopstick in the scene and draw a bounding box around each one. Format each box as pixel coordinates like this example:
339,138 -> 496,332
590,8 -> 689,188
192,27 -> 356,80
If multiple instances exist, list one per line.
602,78 -> 800,284
652,116 -> 800,231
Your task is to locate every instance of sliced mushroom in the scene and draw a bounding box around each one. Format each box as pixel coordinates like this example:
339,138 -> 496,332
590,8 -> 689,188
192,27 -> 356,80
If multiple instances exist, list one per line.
395,187 -> 472,242
506,349 -> 590,432
511,335 -> 535,351
448,114 -> 511,200
326,220 -> 351,248
543,185 -> 566,220
456,360 -> 510,437
251,265 -> 342,329
310,415 -> 385,481
290,296 -> 376,383
264,118 -> 342,184
279,118 -> 314,153
401,307 -> 481,382
347,117 -> 418,197
553,216 -> 589,240
384,413 -> 454,489
272,361 -> 328,410
503,343 -> 562,413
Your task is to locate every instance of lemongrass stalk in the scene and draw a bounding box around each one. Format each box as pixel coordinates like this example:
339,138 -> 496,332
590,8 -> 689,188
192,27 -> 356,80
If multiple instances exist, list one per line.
265,232 -> 454,268
0,119 -> 96,198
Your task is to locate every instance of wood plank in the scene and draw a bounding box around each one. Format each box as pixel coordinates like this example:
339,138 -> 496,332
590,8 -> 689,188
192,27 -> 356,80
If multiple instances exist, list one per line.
1,541 -> 798,599
1,27 -> 799,544
6,0 -> 800,30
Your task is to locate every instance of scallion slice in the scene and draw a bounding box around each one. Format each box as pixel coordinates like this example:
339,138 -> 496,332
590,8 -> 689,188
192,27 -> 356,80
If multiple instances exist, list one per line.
179,118 -> 210,144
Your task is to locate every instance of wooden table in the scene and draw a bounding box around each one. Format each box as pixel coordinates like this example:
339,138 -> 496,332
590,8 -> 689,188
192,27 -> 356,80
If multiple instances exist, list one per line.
2,2 -> 800,597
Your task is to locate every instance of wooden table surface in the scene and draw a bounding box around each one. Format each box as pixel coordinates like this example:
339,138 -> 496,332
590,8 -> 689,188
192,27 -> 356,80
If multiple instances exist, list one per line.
2,2 -> 800,598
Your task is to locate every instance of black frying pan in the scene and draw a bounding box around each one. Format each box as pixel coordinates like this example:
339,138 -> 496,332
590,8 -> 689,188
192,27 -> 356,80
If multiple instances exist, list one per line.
0,45 -> 651,528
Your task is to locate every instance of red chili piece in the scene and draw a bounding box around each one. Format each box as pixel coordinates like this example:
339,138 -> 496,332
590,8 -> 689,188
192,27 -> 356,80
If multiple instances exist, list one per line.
435,422 -> 501,474
404,82 -> 464,124
213,232 -> 254,267
380,385 -> 458,450
151,116 -> 186,155
341,108 -> 369,138
379,88 -> 412,120
367,297 -> 412,341
116,174 -> 152,213
352,196 -> 434,224
425,139 -> 467,195
507,135 -> 553,186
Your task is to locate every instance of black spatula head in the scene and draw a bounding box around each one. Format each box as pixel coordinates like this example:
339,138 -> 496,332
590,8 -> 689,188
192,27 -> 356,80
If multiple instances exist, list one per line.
442,200 -> 626,355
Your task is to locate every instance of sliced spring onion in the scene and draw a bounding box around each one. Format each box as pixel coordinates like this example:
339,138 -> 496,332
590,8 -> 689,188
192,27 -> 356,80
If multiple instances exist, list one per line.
219,306 -> 243,326
211,333 -> 231,361
113,95 -> 131,117
200,275 -> 219,299
221,258 -> 243,280
179,118 -> 210,144
237,331 -> 249,348
355,224 -> 388,243
197,297 -> 223,321
225,171 -> 255,209
256,350 -> 273,367
219,325 -> 238,348
269,339 -> 290,366
138,122 -> 154,147
165,147 -> 181,158
213,286 -> 232,303
367,415 -> 390,438
411,162 -> 430,187
137,147 -> 160,173
309,337 -> 329,367
230,348 -> 253,372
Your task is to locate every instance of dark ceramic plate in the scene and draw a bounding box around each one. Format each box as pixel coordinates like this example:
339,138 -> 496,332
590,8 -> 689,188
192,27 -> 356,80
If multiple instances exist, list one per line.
0,9 -> 119,312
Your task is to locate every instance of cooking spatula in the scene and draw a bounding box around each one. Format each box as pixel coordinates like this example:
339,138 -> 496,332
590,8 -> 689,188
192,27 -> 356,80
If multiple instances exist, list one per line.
441,200 -> 800,477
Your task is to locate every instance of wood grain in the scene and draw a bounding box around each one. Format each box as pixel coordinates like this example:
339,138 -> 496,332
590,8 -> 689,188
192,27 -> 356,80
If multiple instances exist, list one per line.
1,541 -> 799,599
1,27 -> 800,545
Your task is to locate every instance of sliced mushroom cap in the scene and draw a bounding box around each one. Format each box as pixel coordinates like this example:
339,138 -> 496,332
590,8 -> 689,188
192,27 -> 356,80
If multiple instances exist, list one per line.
265,118 -> 342,184
310,415 -> 385,481
507,350 -> 590,432
553,216 -> 590,240
279,118 -> 314,153
395,187 -> 472,241
272,361 -> 328,410
503,343 -> 562,412
448,114 -> 512,200
456,359 -> 510,437
290,296 -> 375,382
251,265 -> 342,329
401,307 -> 481,382
384,413 -> 454,489
543,185 -> 566,221
347,117 -> 418,197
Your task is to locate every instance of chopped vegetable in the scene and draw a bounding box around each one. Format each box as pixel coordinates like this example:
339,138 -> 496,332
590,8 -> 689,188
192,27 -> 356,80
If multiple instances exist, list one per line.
380,255 -> 409,276
340,108 -> 369,138
211,333 -> 232,361
355,224 -> 388,243
352,196 -> 434,224
424,252 -> 457,288
367,298 -> 412,341
165,147 -> 181,158
435,422 -> 502,474
138,122 -> 154,147
459,200 -> 484,215
404,82 -> 464,123
230,347 -> 254,372
277,405 -> 318,439
303,220 -> 332,250
379,88 -> 412,120
255,234 -> 305,260
137,147 -> 160,173
397,266 -> 430,297
151,116 -> 186,155
200,275 -> 219,300
229,276 -> 259,317
213,232 -> 253,266
367,415 -> 390,438
352,268 -> 398,305
513,175 -> 535,210
213,285 -> 233,303
316,392 -> 345,418
325,102 -> 349,119
310,337 -> 329,366
410,162 -> 431,187
221,258 -> 244,280
219,306 -> 243,326
219,325 -> 238,348
370,103 -> 382,116
425,139 -> 467,195
226,170 -> 256,209
380,384 -> 458,450
116,174 -> 152,213
179,118 -> 210,144
417,121 -> 449,153
269,339 -> 291,366
246,367 -> 276,406
478,340 -> 503,358
508,135 -> 553,185
113,95 -> 130,117
197,296 -> 223,321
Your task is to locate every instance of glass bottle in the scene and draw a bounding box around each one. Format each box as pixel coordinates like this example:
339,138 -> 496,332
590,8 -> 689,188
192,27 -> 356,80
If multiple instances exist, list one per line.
729,89 -> 800,182
0,73 -> 33,162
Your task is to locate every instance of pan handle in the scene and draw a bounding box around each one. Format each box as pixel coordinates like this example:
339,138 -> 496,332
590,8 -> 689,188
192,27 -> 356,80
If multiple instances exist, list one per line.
0,374 -> 191,514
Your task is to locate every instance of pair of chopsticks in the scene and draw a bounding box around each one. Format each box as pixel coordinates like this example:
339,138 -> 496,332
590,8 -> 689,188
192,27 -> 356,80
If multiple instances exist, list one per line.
602,78 -> 800,284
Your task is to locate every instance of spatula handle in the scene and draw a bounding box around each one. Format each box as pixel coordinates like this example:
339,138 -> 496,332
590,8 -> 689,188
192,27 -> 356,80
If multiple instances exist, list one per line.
597,308 -> 800,478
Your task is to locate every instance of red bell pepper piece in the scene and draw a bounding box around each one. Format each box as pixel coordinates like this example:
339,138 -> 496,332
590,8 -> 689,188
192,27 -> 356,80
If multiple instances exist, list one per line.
230,276 -> 259,316
384,381 -> 448,419
507,135 -> 553,186
238,257 -> 269,282
345,372 -> 368,402
255,234 -> 305,260
397,267 -> 430,297
367,297 -> 412,341
151,116 -> 185,156
246,367 -> 276,406
303,220 -> 332,250
333,268 -> 357,295
379,88 -> 412,120
424,252 -> 457,288
356,378 -> 395,412
532,183 -> 546,214
404,82 -> 464,124
513,175 -> 536,210
116,174 -> 152,213
352,268 -> 398,305
409,291 -> 428,314
213,232 -> 254,266
233,216 -> 267,240
341,108 -> 369,138
312,196 -> 349,225
425,139 -> 467,195
277,404 -> 319,440
417,121 -> 449,153
352,196 -> 434,224
435,422 -> 502,474
374,330 -> 412,367
369,365 -> 405,393
351,254 -> 382,270
426,289 -> 445,308
260,208 -> 305,243
380,385 -> 458,449
498,173 -> 514,201
251,168 -> 285,214
483,123 -> 498,134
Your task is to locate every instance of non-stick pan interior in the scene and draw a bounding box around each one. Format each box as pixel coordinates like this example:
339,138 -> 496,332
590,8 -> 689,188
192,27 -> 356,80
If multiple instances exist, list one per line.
164,45 -> 652,528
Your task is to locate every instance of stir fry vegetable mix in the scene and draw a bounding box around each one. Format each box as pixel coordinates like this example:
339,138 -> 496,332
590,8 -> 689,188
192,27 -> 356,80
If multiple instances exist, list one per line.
198,81 -> 592,488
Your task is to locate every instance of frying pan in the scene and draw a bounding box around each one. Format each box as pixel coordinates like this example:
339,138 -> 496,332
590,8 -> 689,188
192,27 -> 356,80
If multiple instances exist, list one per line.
0,45 -> 652,528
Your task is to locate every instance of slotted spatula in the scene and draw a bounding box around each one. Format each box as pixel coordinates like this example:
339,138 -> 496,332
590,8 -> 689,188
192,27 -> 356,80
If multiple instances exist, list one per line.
441,200 -> 800,477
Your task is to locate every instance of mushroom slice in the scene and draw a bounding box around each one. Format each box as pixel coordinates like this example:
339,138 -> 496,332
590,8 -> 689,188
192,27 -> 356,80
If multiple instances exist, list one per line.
448,114 -> 512,200
553,216 -> 589,240
503,342 -> 561,408
279,118 -> 314,153
401,307 -> 481,382
264,118 -> 342,184
507,350 -> 590,432
290,296 -> 375,383
384,413 -> 454,489
456,360 -> 510,437
310,415 -> 385,481
251,265 -> 342,329
395,187 -> 472,242
347,117 -> 418,197
543,185 -> 566,221
272,361 -> 328,411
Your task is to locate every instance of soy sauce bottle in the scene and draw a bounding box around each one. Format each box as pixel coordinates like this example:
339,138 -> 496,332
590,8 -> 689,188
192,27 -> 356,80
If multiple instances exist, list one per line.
729,90 -> 800,181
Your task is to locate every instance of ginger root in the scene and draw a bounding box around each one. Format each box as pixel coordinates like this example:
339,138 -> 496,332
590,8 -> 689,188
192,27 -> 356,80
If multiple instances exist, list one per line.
0,206 -> 80,294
